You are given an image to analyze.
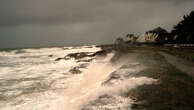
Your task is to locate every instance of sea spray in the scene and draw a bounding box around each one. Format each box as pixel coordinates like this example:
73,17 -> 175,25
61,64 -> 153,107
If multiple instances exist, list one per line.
0,46 -> 102,110
0,46 -> 157,110
62,53 -> 120,110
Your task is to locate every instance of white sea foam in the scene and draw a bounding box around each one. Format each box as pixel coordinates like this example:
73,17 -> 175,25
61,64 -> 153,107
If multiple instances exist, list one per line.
0,46 -> 101,110
0,46 -> 157,110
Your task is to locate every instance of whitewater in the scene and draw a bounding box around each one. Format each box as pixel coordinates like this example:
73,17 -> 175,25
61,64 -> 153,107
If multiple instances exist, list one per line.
0,46 -> 156,110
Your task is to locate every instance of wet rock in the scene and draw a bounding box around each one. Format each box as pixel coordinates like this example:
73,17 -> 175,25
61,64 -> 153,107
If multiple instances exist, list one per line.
48,55 -> 53,57
81,94 -> 131,110
62,47 -> 69,50
91,50 -> 106,57
55,52 -> 92,61
91,95 -> 115,106
14,50 -> 26,54
81,95 -> 115,109
86,46 -> 93,48
55,57 -> 70,61
55,49 -> 106,61
121,63 -> 140,69
77,59 -> 93,63
66,52 -> 92,59
69,67 -> 82,74
131,103 -> 145,110
78,63 -> 89,69
55,58 -> 63,61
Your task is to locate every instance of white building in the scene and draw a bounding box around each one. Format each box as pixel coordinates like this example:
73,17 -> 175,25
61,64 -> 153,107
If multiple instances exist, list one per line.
137,33 -> 158,43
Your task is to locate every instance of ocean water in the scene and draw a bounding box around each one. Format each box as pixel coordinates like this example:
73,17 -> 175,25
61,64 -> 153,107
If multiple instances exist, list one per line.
0,46 -> 156,110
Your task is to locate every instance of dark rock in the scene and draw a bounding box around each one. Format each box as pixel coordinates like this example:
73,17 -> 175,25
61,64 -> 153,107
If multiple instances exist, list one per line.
131,103 -> 145,110
15,50 -> 26,54
69,67 -> 82,74
77,59 -> 93,63
62,47 -> 69,50
48,55 -> 53,57
77,63 -> 89,69
55,49 -> 106,61
91,50 -> 106,57
55,58 -> 63,61
65,52 -> 92,60
55,57 -> 70,61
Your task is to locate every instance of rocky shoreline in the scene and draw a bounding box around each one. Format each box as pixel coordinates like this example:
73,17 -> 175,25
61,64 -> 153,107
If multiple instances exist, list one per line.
79,45 -> 194,110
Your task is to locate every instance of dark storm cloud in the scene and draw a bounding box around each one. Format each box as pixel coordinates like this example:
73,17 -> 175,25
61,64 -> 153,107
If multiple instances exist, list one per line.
0,0 -> 111,26
0,0 -> 194,48
0,0 -> 193,26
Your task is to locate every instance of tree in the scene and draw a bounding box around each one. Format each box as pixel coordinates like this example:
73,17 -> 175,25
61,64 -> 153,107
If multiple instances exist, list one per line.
171,10 -> 194,44
125,33 -> 138,44
115,37 -> 124,44
146,27 -> 169,44
126,34 -> 134,39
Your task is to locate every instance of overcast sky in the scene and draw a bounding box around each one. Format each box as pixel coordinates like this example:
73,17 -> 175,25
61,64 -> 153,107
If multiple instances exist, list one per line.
0,0 -> 194,48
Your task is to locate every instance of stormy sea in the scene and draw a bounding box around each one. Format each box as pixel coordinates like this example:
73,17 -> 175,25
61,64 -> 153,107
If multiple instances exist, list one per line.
0,46 -> 156,110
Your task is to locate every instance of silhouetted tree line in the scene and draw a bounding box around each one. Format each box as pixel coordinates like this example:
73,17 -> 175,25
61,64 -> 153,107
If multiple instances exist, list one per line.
147,10 -> 194,44
170,10 -> 194,44
115,10 -> 194,45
